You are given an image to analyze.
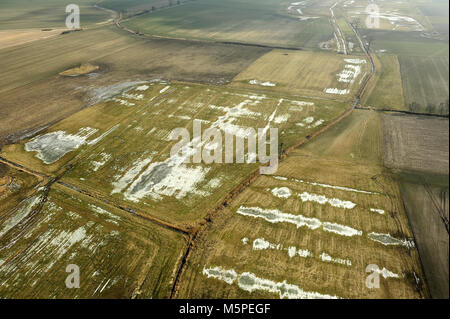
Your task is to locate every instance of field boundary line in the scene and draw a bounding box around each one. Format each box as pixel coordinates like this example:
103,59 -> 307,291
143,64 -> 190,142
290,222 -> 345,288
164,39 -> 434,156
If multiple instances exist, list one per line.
355,106 -> 449,118
55,180 -> 191,236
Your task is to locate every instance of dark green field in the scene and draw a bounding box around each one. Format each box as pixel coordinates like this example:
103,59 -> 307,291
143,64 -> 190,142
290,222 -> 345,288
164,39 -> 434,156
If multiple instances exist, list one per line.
101,0 -> 168,16
399,55 -> 449,115
123,0 -> 334,49
361,29 -> 449,57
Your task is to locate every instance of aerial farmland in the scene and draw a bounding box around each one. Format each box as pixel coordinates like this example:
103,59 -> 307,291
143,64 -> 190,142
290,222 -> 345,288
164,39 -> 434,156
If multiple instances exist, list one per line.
0,0 -> 448,303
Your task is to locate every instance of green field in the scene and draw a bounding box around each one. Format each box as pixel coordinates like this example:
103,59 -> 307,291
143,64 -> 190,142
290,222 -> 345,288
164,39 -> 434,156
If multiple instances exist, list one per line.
416,0 -> 449,40
399,55 -> 449,114
101,0 -> 177,16
360,29 -> 449,57
336,18 -> 363,54
123,0 -> 334,49
362,54 -> 406,110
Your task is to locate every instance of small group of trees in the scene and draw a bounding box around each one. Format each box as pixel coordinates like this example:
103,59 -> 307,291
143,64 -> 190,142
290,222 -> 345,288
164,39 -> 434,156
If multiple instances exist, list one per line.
168,0 -> 182,6
409,100 -> 449,116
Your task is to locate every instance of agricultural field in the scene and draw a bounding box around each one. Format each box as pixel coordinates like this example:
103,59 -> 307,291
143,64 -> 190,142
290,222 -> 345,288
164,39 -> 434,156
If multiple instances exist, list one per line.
0,163 -> 43,218
0,183 -> 186,298
123,0 -> 335,49
101,0 -> 189,17
0,29 -> 65,50
342,0 -> 430,32
1,81 -> 349,227
381,111 -> 449,298
362,54 -> 406,110
177,110 -> 427,299
399,175 -> 449,299
336,17 -> 364,54
0,0 -> 448,302
0,25 -> 269,143
231,50 -> 369,100
399,55 -> 449,115
382,114 -> 449,176
0,0 -> 111,30
416,0 -> 449,40
359,29 -> 449,56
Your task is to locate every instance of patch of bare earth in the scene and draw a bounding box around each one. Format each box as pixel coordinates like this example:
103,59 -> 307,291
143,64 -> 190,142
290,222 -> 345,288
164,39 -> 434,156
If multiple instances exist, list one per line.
382,114 -> 449,175
0,29 -> 65,50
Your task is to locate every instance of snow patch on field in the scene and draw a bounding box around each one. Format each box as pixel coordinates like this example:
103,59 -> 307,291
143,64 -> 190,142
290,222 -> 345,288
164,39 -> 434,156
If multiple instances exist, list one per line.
89,205 -> 121,225
124,162 -> 210,201
319,252 -> 352,267
370,208 -> 385,215
299,191 -> 356,209
274,176 -> 378,195
208,99 -> 263,139
206,177 -> 222,189
160,86 -> 170,94
288,246 -> 313,258
225,92 -> 268,101
253,238 -> 282,251
111,156 -> 153,194
87,124 -> 119,146
88,81 -> 147,105
25,127 -> 98,164
238,271 -> 338,299
324,88 -> 349,95
337,64 -> 361,84
116,130 -> 214,201
112,98 -> 135,106
237,206 -> 321,230
274,114 -> 290,124
322,222 -> 362,237
237,206 -> 362,237
251,237 -> 313,259
249,80 -> 276,87
368,232 -> 415,248
271,187 -> 292,199
291,100 -> 314,107
374,267 -> 400,279
311,119 -> 324,127
203,265 -> 339,299
288,1 -> 320,21
202,266 -> 238,285
91,153 -> 111,172
0,194 -> 42,238
297,117 -> 324,128
344,58 -> 366,64
136,85 -> 149,91
362,11 -> 424,31
122,93 -> 144,100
